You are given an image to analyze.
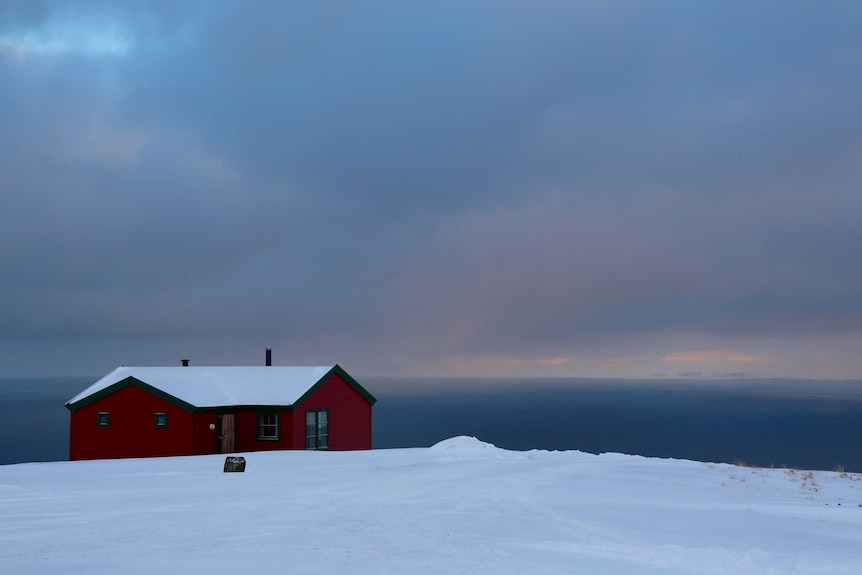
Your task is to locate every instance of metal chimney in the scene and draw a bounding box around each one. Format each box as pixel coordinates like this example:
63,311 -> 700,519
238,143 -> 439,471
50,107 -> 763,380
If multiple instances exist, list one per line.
181,359 -> 190,367
265,347 -> 272,366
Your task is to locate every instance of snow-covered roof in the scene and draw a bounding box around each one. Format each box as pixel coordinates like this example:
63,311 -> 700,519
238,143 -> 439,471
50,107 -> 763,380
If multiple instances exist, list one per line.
65,365 -> 355,409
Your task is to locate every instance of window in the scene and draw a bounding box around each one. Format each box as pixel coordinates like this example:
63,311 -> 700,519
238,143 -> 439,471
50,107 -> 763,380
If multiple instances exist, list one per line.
97,412 -> 110,428
305,410 -> 329,450
155,413 -> 168,428
258,412 -> 279,440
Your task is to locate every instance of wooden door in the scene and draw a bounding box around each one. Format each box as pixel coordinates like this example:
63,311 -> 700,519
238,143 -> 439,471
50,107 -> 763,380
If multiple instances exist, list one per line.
217,414 -> 236,453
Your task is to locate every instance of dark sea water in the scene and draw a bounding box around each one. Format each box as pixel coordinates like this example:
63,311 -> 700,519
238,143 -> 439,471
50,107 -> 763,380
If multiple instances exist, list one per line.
2,376 -> 862,472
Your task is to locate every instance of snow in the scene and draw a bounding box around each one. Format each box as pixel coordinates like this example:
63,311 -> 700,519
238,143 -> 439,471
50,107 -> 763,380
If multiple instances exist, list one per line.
430,435 -> 500,450
66,365 -> 336,408
2,438 -> 861,574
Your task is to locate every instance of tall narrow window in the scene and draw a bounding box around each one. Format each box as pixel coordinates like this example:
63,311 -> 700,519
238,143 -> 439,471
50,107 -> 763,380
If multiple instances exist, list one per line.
305,410 -> 329,450
258,412 -> 279,440
97,412 -> 110,428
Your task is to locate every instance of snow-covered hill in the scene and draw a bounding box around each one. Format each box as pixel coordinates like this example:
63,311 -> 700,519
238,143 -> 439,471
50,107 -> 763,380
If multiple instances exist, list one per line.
2,437 -> 860,574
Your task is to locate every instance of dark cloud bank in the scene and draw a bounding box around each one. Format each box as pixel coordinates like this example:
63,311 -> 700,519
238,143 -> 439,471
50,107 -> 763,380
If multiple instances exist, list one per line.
2,1 -> 862,378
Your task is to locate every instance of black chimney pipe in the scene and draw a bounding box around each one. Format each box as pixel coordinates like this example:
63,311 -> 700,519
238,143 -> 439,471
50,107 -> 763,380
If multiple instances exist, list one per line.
181,359 -> 189,367
265,347 -> 272,366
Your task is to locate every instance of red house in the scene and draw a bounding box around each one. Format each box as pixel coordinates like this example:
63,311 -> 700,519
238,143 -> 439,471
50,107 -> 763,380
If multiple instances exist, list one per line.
65,363 -> 376,461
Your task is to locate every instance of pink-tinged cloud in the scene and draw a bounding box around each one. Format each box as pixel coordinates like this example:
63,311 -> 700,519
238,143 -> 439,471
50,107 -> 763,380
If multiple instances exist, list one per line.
534,357 -> 572,366
661,350 -> 774,365
595,355 -> 654,366
441,355 -> 571,371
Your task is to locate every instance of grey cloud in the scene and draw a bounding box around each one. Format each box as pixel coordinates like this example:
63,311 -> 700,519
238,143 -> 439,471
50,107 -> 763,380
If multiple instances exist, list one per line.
2,1 -> 862,376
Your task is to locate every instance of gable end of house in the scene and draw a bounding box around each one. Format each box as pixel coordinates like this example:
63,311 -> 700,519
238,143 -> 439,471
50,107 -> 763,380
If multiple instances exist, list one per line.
65,376 -> 198,413
290,364 -> 377,409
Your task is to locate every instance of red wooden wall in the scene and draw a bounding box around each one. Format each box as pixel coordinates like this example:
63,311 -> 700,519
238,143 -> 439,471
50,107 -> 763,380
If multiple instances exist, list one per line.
230,373 -> 372,453
69,385 -> 193,461
191,412 -> 218,455
69,371 -> 373,460
234,410 -> 292,452
288,372 -> 372,450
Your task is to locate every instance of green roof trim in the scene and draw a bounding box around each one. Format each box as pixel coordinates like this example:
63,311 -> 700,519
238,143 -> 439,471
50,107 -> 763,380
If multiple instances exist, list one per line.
65,376 -> 198,413
291,364 -> 377,408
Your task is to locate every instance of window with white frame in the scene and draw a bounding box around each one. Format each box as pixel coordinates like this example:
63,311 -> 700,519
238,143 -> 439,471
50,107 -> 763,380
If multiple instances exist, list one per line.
305,409 -> 329,450
258,412 -> 279,440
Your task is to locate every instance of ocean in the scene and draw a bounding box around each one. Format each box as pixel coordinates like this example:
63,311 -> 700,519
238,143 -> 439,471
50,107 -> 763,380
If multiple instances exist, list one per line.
3,376 -> 862,472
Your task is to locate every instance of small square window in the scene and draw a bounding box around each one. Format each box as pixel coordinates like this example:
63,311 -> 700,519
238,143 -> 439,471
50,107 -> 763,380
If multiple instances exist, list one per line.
155,413 -> 168,428
97,412 -> 110,428
258,412 -> 279,440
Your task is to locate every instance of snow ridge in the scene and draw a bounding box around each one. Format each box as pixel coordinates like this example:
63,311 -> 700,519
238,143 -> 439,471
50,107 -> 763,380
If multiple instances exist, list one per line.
429,435 -> 501,451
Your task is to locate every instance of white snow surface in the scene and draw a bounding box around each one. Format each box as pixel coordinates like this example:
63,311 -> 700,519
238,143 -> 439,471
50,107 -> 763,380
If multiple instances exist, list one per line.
66,366 -> 336,407
2,437 -> 862,574
431,435 -> 500,450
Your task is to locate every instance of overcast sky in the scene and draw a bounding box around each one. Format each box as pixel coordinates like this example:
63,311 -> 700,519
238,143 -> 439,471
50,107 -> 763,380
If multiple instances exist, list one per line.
2,1 -> 862,379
